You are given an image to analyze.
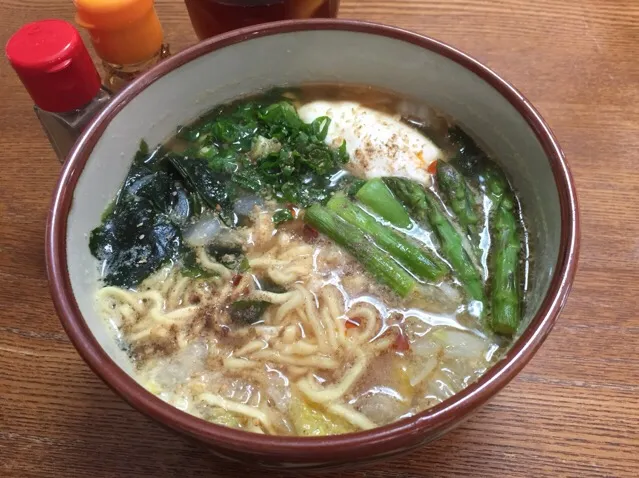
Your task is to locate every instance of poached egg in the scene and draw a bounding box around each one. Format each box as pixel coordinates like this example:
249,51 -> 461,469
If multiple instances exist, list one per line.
297,101 -> 442,185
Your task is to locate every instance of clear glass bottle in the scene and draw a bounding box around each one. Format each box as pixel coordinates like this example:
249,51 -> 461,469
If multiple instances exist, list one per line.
6,20 -> 112,162
34,88 -> 112,161
74,0 -> 170,92
100,45 -> 171,93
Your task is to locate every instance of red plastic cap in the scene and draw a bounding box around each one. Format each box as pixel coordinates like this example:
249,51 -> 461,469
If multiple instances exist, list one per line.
5,19 -> 101,113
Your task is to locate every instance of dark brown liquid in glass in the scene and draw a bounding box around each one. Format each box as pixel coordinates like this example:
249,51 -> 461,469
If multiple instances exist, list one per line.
184,0 -> 340,40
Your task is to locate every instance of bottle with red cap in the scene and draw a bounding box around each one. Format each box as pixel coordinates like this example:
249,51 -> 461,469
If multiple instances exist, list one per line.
5,19 -> 111,162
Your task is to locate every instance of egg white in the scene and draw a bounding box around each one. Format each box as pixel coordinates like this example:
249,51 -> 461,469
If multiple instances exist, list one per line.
297,101 -> 442,185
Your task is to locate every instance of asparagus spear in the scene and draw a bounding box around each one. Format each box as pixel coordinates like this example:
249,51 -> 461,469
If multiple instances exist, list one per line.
489,193 -> 521,335
476,160 -> 523,336
355,178 -> 412,228
383,178 -> 485,305
304,205 -> 416,297
327,195 -> 447,281
445,125 -> 523,335
477,163 -> 509,205
381,177 -> 430,222
436,161 -> 480,241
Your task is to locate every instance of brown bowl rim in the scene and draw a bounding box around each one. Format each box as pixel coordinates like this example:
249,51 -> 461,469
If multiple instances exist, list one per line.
46,19 -> 579,462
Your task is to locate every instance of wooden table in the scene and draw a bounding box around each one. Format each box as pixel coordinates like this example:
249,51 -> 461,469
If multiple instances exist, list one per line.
1,0 -> 637,476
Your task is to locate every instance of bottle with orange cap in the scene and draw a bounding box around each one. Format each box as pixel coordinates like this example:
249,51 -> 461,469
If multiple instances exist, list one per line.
74,0 -> 170,92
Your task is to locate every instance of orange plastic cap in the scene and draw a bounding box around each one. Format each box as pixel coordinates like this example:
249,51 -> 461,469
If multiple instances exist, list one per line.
74,0 -> 164,65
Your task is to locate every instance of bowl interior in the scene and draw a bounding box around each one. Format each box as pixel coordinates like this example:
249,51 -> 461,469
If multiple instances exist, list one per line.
67,27 -> 560,381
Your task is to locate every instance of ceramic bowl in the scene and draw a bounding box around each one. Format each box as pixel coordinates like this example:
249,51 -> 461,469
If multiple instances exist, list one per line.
46,19 -> 579,469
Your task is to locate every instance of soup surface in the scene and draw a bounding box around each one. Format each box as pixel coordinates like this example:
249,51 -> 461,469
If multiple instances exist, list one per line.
90,85 -> 529,436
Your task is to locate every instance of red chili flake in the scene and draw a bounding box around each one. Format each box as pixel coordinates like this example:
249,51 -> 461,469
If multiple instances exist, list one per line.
345,317 -> 362,329
302,224 -> 319,242
393,329 -> 410,352
427,160 -> 438,175
232,274 -> 242,287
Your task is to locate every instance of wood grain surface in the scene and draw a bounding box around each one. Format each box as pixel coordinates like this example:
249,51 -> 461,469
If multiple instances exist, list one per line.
1,0 -> 638,476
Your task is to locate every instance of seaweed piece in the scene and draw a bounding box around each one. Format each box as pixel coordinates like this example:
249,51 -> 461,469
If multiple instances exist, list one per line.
254,276 -> 287,294
89,197 -> 181,288
168,154 -> 231,212
228,300 -> 270,326
90,142 -> 199,287
447,126 -> 489,177
207,242 -> 244,270
180,248 -> 217,279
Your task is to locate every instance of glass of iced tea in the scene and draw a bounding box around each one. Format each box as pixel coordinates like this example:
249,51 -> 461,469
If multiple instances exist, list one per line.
184,0 -> 340,40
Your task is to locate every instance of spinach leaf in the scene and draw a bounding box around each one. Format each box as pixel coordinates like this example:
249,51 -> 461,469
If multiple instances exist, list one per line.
311,116 -> 331,141
173,92 -> 351,210
272,208 -> 294,225
346,177 -> 367,197
238,257 -> 250,272
260,101 -> 303,131
232,168 -> 263,192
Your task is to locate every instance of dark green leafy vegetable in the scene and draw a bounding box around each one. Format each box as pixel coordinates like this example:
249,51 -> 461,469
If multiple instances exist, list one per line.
174,97 -> 349,210
272,208 -> 295,226
327,195 -> 447,281
384,178 -> 485,305
91,92 -> 352,288
311,116 -> 331,140
304,204 -> 416,297
346,177 -> 366,197
100,199 -> 115,222
238,257 -> 250,273
232,168 -> 263,192
114,142 -> 168,212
